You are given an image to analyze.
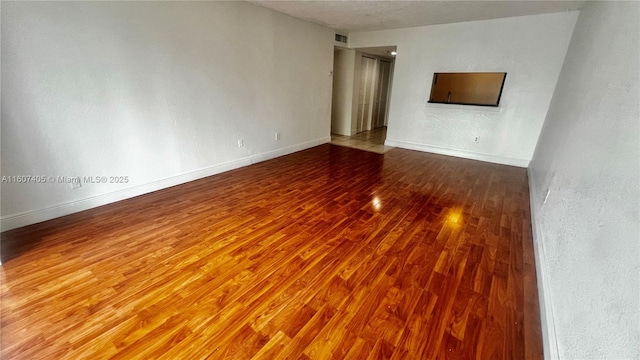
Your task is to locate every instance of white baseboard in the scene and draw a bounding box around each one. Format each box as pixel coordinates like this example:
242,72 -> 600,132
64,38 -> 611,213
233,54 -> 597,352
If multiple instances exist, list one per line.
384,139 -> 530,168
0,137 -> 330,232
249,136 -> 331,164
527,169 -> 560,360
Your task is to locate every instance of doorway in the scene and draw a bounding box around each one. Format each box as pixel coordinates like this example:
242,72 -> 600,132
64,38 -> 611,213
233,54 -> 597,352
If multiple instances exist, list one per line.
372,60 -> 391,129
330,46 -> 396,154
356,56 -> 376,133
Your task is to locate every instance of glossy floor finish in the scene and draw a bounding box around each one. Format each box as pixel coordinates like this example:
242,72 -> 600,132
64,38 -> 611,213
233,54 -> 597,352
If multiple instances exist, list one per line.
330,127 -> 394,154
0,145 -> 542,359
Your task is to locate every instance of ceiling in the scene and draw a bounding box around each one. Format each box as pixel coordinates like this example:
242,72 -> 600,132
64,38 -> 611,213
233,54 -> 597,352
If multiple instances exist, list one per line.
355,46 -> 397,59
249,1 -> 583,33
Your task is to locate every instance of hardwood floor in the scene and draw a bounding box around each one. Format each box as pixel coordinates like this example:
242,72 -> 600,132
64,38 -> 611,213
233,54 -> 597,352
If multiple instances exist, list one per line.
0,144 -> 542,359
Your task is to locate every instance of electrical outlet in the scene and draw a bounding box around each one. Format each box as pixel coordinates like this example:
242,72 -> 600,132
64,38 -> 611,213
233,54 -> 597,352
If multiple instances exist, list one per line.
473,136 -> 479,143
237,139 -> 244,148
275,132 -> 280,141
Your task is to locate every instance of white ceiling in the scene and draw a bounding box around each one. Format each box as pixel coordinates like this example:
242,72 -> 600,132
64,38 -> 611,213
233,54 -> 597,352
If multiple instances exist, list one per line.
355,46 -> 397,59
249,1 -> 584,33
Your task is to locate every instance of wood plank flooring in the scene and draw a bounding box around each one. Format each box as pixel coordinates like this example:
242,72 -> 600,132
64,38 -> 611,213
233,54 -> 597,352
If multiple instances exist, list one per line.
0,144 -> 542,359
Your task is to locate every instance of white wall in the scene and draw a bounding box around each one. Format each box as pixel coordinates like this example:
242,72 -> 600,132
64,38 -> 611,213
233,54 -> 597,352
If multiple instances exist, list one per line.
330,48 -> 355,136
1,1 -> 334,231
349,12 -> 578,167
528,2 -> 640,359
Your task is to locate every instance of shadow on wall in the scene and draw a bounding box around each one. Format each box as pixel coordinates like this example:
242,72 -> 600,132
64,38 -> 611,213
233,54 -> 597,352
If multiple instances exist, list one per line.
1,97 -> 57,225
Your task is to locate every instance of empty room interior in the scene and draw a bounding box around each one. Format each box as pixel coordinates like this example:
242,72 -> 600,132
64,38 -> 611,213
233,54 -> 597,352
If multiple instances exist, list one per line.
1,1 -> 638,359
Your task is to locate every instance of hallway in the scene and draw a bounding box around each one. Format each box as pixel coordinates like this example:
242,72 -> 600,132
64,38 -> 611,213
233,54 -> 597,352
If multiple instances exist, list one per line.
330,127 -> 394,154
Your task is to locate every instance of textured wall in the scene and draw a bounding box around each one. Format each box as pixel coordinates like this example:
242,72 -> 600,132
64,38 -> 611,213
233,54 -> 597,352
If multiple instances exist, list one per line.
529,2 -> 640,358
331,49 -> 355,136
349,12 -> 578,167
1,2 -> 334,230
